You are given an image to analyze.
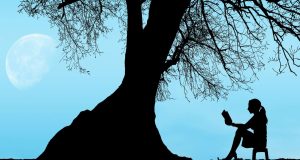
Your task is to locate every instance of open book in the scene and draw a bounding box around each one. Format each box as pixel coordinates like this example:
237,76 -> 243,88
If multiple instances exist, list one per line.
222,110 -> 232,125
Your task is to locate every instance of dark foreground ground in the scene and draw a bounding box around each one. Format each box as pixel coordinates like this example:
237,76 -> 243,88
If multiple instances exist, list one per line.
218,158 -> 300,160
240,159 -> 299,160
0,158 -> 299,160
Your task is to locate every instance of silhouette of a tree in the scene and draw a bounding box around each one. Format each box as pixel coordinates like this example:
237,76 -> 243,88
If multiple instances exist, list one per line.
19,0 -> 300,159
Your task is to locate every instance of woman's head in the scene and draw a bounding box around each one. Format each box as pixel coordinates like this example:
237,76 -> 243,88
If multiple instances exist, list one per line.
248,98 -> 261,113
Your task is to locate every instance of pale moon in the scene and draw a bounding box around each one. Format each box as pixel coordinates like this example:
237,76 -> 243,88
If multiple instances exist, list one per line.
6,34 -> 56,89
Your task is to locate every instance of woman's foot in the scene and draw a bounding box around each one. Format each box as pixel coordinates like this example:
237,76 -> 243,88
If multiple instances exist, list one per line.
223,152 -> 237,160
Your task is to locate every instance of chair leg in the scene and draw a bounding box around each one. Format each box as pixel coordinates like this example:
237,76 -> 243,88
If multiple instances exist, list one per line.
252,150 -> 256,160
253,148 -> 269,160
265,149 -> 269,160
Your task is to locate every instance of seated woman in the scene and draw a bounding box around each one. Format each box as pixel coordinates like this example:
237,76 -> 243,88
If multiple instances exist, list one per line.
224,98 -> 268,160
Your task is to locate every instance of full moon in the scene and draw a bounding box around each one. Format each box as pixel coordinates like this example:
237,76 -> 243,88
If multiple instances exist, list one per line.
6,34 -> 56,89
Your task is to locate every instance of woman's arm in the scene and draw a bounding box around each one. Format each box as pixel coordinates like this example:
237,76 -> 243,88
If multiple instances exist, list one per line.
231,116 -> 254,129
230,123 -> 245,128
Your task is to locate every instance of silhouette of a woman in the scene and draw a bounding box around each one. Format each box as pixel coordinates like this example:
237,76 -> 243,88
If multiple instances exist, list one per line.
224,98 -> 268,160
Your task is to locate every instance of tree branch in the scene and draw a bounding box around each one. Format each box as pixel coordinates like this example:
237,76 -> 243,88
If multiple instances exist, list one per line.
58,0 -> 80,9
200,0 -> 230,73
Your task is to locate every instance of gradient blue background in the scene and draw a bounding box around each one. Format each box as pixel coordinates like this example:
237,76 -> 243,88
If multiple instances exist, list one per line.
1,1 -> 300,159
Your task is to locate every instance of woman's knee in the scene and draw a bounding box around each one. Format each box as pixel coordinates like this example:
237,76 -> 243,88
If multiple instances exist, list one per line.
235,127 -> 247,136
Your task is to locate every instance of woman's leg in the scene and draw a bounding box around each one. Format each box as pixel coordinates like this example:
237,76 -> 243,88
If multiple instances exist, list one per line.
224,127 -> 253,160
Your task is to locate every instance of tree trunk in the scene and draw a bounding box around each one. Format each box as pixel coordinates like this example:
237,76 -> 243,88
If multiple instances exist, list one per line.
37,0 -> 191,159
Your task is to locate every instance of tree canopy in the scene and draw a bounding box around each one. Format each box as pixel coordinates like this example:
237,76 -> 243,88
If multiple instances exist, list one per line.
20,0 -> 300,100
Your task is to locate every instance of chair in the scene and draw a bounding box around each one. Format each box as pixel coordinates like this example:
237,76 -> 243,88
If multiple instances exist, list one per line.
252,147 -> 269,160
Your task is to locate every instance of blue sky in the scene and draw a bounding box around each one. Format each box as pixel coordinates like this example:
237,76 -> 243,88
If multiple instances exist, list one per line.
1,1 -> 300,159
